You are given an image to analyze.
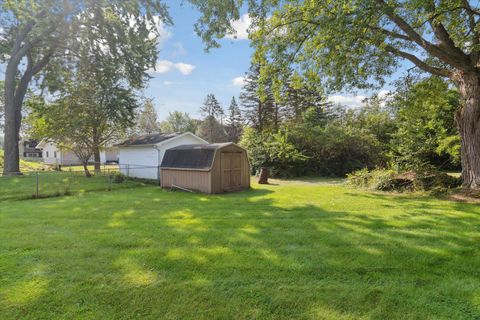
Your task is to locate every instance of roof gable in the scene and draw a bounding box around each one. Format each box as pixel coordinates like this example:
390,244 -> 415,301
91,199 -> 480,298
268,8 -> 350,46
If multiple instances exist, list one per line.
117,132 -> 207,147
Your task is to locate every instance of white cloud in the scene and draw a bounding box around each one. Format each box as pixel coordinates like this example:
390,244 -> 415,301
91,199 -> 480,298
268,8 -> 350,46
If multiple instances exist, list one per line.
163,81 -> 173,86
149,60 -> 196,75
174,62 -> 195,75
232,76 -> 246,87
225,14 -> 251,40
328,94 -> 367,108
172,42 -> 187,56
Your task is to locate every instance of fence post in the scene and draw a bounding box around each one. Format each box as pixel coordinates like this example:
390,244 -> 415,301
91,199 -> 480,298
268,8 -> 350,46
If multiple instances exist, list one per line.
36,171 -> 39,198
126,164 -> 130,177
157,166 -> 161,186
109,172 -> 112,191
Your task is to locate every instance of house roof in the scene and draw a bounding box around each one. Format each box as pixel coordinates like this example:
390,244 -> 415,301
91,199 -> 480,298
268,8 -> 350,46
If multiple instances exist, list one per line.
117,133 -> 181,147
117,132 -> 208,147
160,143 -> 234,170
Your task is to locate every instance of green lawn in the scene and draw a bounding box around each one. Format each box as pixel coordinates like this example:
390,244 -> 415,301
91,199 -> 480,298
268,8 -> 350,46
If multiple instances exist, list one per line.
0,171 -> 149,201
1,178 -> 479,319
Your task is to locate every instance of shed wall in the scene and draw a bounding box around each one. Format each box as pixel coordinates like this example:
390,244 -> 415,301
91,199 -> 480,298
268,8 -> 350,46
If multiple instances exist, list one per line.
161,169 -> 211,193
210,145 -> 250,193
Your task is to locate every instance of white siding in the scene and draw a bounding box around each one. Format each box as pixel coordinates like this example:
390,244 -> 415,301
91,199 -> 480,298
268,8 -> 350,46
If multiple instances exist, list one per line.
118,133 -> 207,180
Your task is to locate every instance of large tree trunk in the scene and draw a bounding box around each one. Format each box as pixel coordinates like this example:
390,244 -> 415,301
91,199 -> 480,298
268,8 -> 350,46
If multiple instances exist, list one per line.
454,72 -> 480,189
93,146 -> 101,173
2,62 -> 22,176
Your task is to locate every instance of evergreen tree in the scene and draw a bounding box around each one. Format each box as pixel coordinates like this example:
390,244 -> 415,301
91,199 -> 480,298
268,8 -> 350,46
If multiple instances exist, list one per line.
239,64 -> 276,132
225,97 -> 243,143
200,94 -> 223,118
199,94 -> 224,141
137,99 -> 160,135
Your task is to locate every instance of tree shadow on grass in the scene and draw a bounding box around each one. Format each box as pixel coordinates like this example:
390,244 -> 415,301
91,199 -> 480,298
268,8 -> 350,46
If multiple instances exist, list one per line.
1,186 -> 480,319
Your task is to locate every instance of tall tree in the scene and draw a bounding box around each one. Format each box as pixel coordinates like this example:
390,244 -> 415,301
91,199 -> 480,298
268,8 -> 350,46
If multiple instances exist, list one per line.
239,64 -> 275,132
199,94 -> 224,141
0,0 -> 170,175
137,99 -> 160,135
0,81 -> 4,128
160,111 -> 198,133
225,97 -> 243,142
28,54 -> 140,175
190,0 -> 480,188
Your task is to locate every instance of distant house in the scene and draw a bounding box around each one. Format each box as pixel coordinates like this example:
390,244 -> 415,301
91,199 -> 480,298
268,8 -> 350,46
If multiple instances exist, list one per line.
36,140 -> 118,166
19,139 -> 42,160
117,132 -> 208,180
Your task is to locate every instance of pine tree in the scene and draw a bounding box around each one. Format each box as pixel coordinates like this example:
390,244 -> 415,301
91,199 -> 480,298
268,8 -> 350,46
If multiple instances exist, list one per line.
200,94 -> 223,118
225,97 -> 243,142
199,94 -> 224,141
239,64 -> 276,132
137,99 -> 160,135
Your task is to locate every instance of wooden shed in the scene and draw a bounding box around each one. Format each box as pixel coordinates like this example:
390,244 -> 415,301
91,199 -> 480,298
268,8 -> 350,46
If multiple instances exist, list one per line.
160,143 -> 250,193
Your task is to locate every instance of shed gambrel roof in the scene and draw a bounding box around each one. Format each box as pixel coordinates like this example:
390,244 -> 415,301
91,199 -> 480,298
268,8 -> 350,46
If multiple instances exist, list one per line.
160,143 -> 234,170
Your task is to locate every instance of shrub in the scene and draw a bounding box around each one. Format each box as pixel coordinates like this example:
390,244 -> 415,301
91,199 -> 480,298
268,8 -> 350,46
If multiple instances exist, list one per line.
347,168 -> 461,192
113,173 -> 125,183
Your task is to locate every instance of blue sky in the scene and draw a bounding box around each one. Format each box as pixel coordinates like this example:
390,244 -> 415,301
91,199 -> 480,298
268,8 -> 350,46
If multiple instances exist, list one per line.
145,2 -> 253,119
147,2 -> 410,120
0,1 -> 411,122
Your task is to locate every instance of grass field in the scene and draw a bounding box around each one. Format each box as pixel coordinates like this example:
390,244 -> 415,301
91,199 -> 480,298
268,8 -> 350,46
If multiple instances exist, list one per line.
0,171 -> 149,201
1,177 -> 479,319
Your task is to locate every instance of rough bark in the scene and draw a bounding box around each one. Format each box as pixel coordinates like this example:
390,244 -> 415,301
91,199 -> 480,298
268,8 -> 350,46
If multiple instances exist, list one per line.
2,61 -> 22,175
83,163 -> 92,178
93,146 -> 101,172
453,72 -> 480,189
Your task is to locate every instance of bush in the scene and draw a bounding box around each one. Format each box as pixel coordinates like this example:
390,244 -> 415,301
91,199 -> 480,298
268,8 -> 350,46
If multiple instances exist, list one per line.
347,168 -> 461,192
113,173 -> 125,183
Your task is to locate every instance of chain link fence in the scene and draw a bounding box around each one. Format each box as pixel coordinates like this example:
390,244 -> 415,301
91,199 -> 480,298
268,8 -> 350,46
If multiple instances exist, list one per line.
0,164 -> 161,201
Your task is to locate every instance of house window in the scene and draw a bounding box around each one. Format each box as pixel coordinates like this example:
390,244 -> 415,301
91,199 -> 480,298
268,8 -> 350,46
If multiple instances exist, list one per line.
54,151 -> 57,158
46,151 -> 49,158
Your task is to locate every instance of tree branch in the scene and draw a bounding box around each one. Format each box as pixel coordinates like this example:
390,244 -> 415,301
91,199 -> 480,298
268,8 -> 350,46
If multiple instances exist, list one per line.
376,0 -> 468,71
385,45 -> 452,77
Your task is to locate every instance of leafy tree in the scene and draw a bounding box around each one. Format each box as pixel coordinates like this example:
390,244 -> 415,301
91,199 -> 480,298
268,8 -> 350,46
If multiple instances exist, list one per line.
0,0 -> 170,175
390,77 -> 460,170
225,97 -> 243,142
239,127 -> 307,177
28,45 -> 140,174
136,99 -> 160,135
160,111 -> 198,133
190,0 -> 480,188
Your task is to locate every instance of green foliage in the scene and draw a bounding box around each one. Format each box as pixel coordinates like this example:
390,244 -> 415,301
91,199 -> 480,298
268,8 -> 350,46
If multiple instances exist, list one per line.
225,97 -> 243,143
160,111 -> 198,134
136,99 -> 160,135
347,168 -> 461,192
196,115 -> 226,143
239,127 -> 307,177
390,77 -> 460,170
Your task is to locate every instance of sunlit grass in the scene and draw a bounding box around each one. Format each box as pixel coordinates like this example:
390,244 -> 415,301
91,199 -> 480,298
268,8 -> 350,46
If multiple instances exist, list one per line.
0,178 -> 479,319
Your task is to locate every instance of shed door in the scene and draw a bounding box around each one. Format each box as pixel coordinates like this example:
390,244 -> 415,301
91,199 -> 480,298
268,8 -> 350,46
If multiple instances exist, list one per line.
221,152 -> 242,191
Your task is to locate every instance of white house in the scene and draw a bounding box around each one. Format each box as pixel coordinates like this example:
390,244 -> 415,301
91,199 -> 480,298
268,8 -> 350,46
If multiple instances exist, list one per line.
36,140 -> 118,166
117,132 -> 208,180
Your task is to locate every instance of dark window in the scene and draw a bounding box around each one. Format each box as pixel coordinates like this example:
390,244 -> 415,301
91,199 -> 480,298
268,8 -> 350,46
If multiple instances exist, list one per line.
54,151 -> 57,158
46,151 -> 49,157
